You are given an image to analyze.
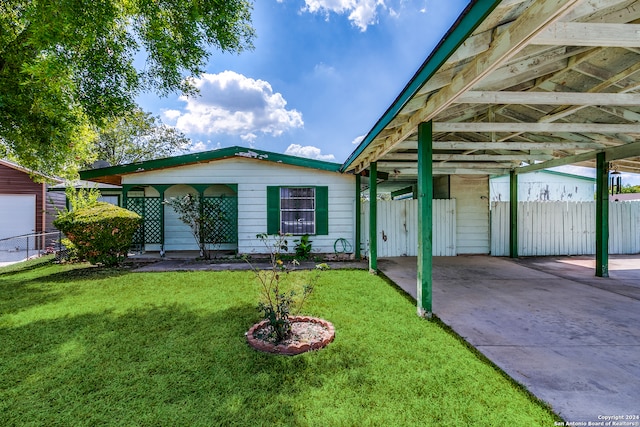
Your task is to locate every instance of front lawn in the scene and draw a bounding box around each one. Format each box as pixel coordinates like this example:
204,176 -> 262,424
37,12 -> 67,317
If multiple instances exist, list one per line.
0,258 -> 559,426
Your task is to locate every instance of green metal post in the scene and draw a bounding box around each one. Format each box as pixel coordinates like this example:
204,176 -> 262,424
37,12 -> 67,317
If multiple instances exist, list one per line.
509,170 -> 518,258
355,173 -> 362,260
159,189 -> 165,253
369,162 -> 377,272
596,153 -> 609,277
417,121 -> 433,318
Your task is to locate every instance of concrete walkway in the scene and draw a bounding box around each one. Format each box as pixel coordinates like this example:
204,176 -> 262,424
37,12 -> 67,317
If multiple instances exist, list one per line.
378,255 -> 640,424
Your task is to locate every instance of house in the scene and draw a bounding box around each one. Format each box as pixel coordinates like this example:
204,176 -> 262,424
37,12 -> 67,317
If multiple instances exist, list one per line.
490,170 -> 595,202
76,1 -> 640,314
0,159 -> 65,241
79,146 -> 356,255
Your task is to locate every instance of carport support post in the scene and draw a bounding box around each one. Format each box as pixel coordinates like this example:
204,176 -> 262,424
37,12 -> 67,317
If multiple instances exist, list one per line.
369,163 -> 377,272
596,152 -> 609,277
355,173 -> 361,260
509,170 -> 518,258
417,121 -> 433,318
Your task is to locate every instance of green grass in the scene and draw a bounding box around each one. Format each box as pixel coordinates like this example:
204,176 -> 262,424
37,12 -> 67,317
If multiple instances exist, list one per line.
1,258 -> 560,426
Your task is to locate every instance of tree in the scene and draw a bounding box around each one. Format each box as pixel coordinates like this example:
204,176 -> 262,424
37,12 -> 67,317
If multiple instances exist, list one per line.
620,184 -> 640,194
0,0 -> 254,178
90,108 -> 192,166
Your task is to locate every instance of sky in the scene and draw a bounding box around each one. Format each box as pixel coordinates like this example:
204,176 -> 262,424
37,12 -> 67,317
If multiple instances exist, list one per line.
137,0 -> 470,163
136,0 -> 640,186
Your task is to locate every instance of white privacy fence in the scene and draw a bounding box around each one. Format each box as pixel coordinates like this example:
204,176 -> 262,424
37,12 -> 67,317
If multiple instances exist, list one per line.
361,199 -> 456,257
491,201 -> 640,256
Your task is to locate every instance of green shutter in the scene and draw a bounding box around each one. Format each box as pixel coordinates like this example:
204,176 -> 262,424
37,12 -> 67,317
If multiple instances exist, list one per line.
266,186 -> 280,235
316,186 -> 328,235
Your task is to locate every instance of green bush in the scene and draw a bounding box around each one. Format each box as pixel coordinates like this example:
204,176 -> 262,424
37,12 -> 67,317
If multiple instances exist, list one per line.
54,202 -> 142,266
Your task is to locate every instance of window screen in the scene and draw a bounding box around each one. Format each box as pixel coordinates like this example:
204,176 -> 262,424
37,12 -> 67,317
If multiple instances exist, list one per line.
280,187 -> 315,235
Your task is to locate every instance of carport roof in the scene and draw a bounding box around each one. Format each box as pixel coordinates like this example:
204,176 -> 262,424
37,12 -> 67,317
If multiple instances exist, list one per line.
341,0 -> 640,181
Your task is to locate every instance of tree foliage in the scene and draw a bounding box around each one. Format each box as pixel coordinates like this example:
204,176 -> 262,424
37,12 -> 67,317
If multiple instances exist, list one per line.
90,108 -> 192,166
0,0 -> 254,178
620,184 -> 640,194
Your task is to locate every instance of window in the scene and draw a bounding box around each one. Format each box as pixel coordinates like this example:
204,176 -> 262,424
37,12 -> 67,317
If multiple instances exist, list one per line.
267,186 -> 328,235
280,187 -> 315,235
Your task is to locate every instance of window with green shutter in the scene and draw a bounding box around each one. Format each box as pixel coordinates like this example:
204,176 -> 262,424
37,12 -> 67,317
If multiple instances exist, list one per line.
266,186 -> 328,235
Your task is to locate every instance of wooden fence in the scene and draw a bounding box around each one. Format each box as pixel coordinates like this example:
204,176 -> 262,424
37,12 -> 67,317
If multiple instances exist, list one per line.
491,201 -> 640,256
361,199 -> 456,257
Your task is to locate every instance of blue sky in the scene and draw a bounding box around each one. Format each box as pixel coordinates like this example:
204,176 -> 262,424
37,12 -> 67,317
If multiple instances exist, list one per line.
137,0 -> 470,163
136,0 -> 640,185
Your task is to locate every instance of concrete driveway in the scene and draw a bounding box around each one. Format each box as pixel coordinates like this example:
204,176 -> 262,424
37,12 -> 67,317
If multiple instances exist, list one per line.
378,255 -> 640,424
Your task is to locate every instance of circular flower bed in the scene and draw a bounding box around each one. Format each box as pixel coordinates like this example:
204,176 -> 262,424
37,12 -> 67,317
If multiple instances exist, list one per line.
246,316 -> 335,356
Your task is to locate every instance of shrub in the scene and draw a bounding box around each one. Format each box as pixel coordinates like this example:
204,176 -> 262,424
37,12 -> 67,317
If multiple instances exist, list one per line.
294,234 -> 313,260
247,233 -> 328,343
54,202 -> 142,266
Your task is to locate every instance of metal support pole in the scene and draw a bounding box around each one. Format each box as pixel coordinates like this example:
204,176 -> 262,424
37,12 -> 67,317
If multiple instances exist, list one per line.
369,162 -> 377,272
509,170 -> 518,258
417,121 -> 433,318
596,152 -> 609,277
355,173 -> 362,260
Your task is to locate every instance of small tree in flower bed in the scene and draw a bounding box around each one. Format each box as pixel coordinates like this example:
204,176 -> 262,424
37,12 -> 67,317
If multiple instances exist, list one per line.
247,233 -> 328,343
54,202 -> 142,266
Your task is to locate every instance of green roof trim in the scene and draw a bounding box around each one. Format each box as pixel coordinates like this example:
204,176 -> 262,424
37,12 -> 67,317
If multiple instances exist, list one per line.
80,146 -> 342,181
340,0 -> 502,172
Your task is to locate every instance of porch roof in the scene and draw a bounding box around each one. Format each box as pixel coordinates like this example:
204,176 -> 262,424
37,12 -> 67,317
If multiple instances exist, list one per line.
80,146 -> 343,185
341,0 -> 640,181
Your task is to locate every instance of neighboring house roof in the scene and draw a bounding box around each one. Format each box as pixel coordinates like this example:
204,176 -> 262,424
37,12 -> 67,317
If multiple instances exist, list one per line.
80,146 -> 343,185
341,0 -> 640,180
48,180 -> 124,192
610,193 -> 640,201
0,159 -> 63,184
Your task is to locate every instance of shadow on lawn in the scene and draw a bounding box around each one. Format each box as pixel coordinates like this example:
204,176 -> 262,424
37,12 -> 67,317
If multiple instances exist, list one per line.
1,303 -> 351,426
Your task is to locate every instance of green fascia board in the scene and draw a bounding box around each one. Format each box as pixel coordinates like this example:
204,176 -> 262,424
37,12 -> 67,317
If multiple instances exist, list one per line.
492,169 -> 596,183
340,0 -> 502,172
80,146 -> 342,180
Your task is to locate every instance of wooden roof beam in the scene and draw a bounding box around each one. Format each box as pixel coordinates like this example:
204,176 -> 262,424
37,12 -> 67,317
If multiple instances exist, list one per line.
533,23 -> 640,47
393,140 -> 604,150
516,141 -> 640,173
456,91 -> 640,106
434,122 -> 640,134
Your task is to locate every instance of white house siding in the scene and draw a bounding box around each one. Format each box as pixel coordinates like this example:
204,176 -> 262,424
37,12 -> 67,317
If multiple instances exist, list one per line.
490,171 -> 595,202
451,175 -> 490,254
121,157 -> 355,254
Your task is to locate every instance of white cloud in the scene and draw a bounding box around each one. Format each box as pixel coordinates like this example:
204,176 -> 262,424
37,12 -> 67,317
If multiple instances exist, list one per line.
285,144 -> 336,161
313,62 -> 338,79
189,141 -> 209,152
352,135 -> 365,145
301,0 -> 386,31
169,71 -> 303,140
162,109 -> 182,121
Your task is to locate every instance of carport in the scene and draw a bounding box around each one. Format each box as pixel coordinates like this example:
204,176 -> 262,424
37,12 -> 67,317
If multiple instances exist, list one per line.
378,255 -> 640,423
343,0 -> 640,317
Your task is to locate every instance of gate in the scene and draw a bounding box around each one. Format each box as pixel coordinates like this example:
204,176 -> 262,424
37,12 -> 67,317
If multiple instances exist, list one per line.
361,199 -> 457,257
